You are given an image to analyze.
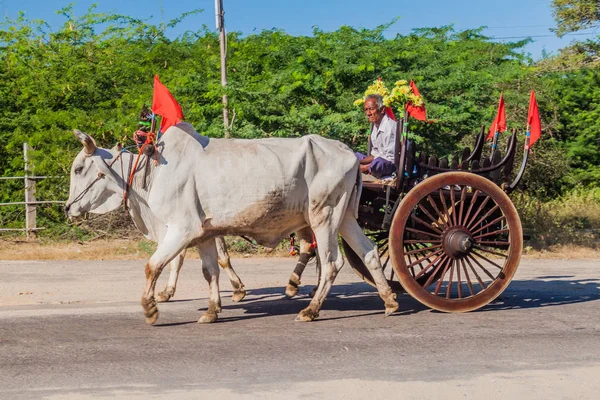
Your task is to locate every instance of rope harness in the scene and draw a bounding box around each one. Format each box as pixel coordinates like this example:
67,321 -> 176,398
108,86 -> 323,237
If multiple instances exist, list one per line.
67,149 -> 129,209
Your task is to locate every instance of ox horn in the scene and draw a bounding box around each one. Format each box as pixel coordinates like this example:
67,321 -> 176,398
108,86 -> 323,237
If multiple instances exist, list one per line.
73,129 -> 97,155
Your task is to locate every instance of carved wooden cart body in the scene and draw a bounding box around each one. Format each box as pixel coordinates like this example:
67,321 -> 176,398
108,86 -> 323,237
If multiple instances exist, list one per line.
344,120 -> 530,312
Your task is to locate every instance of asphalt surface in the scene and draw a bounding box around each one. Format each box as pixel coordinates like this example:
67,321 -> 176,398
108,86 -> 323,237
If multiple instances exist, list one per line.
0,257 -> 599,399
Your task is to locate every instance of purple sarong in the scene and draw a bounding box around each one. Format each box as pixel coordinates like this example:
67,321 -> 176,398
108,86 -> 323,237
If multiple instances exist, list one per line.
355,152 -> 396,179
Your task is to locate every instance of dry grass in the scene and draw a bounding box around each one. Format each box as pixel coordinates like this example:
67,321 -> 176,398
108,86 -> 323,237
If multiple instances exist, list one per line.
0,238 -> 290,260
523,244 -> 600,259
0,239 -> 148,260
1,239 -> 599,261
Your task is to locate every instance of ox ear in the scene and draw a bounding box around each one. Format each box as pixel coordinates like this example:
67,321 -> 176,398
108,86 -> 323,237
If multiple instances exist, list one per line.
74,129 -> 97,155
113,143 -> 123,152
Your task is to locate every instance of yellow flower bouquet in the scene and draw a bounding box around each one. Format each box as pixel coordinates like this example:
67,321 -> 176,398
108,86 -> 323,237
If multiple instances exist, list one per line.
354,78 -> 423,111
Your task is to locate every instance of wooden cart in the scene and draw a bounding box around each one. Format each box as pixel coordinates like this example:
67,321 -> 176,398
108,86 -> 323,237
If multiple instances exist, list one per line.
344,120 -> 530,312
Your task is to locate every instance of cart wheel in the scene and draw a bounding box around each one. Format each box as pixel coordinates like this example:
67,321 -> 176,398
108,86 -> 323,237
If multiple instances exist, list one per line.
342,235 -> 404,293
389,172 -> 522,312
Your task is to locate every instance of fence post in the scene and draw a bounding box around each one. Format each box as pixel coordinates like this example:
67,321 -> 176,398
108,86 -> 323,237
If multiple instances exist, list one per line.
23,143 -> 37,240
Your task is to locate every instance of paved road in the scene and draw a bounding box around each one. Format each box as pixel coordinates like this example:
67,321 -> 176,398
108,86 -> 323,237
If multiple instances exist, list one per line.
0,257 -> 599,399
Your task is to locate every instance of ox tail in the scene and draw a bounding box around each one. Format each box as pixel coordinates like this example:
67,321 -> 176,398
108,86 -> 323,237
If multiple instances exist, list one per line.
349,164 -> 362,220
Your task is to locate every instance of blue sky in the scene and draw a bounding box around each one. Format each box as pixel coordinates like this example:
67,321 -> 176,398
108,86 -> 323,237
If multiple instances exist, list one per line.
2,0 -> 598,60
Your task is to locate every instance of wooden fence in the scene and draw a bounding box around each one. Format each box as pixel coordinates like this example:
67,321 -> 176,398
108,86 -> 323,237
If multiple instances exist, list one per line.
0,143 -> 64,239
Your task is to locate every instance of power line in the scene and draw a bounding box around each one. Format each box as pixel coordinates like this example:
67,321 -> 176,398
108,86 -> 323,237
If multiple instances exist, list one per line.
492,32 -> 598,40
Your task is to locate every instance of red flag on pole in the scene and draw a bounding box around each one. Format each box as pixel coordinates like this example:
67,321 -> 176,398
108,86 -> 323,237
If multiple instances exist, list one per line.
486,93 -> 507,140
385,107 -> 396,121
405,80 -> 427,121
151,75 -> 184,133
527,90 -> 541,148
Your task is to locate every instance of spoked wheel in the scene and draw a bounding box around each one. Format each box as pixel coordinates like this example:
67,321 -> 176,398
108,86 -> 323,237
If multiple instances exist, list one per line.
389,172 -> 522,312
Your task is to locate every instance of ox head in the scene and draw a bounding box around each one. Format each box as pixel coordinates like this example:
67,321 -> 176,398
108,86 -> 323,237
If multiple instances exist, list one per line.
64,130 -> 126,218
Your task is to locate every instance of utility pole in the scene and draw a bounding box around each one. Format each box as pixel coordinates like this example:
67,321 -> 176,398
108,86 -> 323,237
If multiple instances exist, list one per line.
215,0 -> 230,138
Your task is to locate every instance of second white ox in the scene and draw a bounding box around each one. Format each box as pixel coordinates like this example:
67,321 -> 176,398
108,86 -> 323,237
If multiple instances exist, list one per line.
65,123 -> 398,323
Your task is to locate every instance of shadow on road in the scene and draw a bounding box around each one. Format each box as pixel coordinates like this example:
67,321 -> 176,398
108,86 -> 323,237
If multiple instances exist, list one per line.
479,276 -> 600,311
188,275 -> 600,323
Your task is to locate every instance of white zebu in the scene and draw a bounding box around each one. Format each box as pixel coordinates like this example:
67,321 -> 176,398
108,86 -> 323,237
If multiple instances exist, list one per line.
65,123 -> 398,323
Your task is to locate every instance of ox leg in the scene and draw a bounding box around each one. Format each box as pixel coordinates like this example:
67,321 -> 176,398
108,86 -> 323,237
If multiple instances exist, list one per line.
197,238 -> 222,323
157,249 -> 187,302
296,227 -> 344,322
285,228 -> 317,298
216,237 -> 246,302
141,229 -> 189,325
339,215 -> 399,316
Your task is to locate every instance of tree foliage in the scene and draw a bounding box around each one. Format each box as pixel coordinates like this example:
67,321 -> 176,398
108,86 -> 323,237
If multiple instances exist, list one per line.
552,0 -> 600,36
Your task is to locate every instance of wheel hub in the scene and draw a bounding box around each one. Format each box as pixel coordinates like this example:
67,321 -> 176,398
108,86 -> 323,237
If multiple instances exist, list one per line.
443,227 -> 474,259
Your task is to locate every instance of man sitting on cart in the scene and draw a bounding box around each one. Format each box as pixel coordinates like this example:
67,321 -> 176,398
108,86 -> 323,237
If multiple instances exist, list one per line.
355,94 -> 397,179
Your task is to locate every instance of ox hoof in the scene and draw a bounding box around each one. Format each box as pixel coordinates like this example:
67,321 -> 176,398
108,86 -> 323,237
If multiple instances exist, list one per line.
141,297 -> 159,325
385,304 -> 399,316
285,284 -> 299,299
156,289 -> 174,303
198,312 -> 218,324
232,289 -> 246,303
145,312 -> 159,325
384,294 -> 399,316
295,309 -> 319,322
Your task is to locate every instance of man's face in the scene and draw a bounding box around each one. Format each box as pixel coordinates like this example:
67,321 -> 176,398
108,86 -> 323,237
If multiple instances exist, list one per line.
364,98 -> 383,124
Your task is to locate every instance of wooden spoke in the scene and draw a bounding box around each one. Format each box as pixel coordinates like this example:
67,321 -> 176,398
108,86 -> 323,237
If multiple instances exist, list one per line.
411,213 -> 443,235
404,239 -> 442,244
456,259 -> 463,299
406,244 -> 435,273
478,240 -> 510,246
460,258 -> 475,296
418,203 -> 443,229
466,254 -> 496,280
424,255 -> 450,288
405,227 -> 442,239
473,245 -> 508,259
427,195 -> 447,228
449,186 -> 458,226
458,186 -> 467,226
414,252 -> 446,279
438,189 -> 452,227
467,204 -> 500,231
465,195 -> 491,229
473,228 -> 509,240
446,260 -> 455,299
409,248 -> 444,270
432,257 -> 452,294
470,250 -> 505,270
471,215 -> 506,235
406,247 -> 416,277
404,244 -> 442,256
461,189 -> 481,229
464,255 -> 487,290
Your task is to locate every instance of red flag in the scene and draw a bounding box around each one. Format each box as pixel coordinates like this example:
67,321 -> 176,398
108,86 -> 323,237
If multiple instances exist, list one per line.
385,106 -> 396,121
486,93 -> 507,140
405,80 -> 427,121
527,90 -> 541,148
151,75 -> 184,133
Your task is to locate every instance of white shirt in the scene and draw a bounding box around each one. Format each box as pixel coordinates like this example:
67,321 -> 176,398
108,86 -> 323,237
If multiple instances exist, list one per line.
370,114 -> 397,163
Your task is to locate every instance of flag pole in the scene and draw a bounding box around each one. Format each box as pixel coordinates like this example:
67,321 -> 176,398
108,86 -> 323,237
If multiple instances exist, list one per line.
215,0 -> 230,138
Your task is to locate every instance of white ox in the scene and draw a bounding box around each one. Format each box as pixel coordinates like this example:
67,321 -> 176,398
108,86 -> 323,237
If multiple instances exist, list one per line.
65,123 -> 398,323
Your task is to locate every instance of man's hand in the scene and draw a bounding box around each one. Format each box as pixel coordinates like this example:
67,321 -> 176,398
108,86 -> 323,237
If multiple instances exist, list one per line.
360,164 -> 370,174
